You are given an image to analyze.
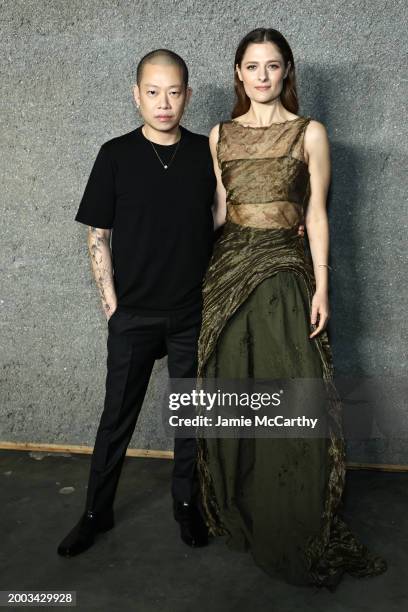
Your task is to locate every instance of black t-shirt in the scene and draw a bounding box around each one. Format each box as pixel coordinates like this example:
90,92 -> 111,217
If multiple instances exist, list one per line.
75,125 -> 216,315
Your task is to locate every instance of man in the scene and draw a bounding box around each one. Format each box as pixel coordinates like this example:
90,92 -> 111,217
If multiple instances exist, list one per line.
57,49 -> 216,557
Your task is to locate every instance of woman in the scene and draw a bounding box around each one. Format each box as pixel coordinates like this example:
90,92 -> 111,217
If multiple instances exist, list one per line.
196,28 -> 387,589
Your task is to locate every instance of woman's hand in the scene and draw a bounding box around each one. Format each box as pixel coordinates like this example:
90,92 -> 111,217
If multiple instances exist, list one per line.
297,224 -> 305,237
309,290 -> 330,338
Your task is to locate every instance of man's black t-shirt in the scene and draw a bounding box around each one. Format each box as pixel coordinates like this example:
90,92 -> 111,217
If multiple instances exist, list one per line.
75,125 -> 216,315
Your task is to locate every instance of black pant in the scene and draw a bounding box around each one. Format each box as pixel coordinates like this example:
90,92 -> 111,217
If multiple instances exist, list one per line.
85,305 -> 202,514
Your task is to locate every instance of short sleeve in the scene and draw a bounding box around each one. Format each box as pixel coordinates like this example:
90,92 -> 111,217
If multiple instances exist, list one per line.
75,144 -> 116,229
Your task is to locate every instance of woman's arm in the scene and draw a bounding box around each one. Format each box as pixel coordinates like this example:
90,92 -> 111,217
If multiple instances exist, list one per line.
304,120 -> 331,338
209,124 -> 227,230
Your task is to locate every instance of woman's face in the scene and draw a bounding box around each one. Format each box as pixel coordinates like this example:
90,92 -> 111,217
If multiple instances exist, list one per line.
236,42 -> 289,104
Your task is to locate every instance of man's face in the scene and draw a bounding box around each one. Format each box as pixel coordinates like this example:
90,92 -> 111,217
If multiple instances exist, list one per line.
133,62 -> 191,132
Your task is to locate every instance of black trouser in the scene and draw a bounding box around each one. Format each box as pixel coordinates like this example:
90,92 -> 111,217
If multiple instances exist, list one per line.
85,305 -> 202,514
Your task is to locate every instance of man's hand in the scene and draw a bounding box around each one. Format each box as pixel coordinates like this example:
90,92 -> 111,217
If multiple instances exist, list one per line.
105,303 -> 118,322
297,223 -> 305,237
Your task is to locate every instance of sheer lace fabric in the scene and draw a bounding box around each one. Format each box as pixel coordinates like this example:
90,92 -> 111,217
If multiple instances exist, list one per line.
217,118 -> 312,229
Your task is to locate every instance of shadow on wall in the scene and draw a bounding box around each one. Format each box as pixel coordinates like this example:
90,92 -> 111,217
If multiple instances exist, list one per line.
301,62 -> 407,465
183,83 -> 235,134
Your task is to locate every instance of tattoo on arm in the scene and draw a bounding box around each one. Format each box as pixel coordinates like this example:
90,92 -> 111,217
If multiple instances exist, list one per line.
88,227 -> 116,318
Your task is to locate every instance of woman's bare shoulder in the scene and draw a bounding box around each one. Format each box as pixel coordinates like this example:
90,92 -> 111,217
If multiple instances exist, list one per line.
209,123 -> 223,147
209,123 -> 221,138
305,118 -> 328,140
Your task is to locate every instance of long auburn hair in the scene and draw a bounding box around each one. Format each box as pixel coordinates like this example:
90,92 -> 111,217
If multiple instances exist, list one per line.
232,28 -> 299,119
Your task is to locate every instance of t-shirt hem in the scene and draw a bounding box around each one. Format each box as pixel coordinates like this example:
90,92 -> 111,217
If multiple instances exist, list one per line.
75,215 -> 113,229
117,301 -> 203,317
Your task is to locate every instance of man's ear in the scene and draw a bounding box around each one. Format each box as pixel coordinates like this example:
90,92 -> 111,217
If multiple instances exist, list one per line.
185,86 -> 193,106
132,83 -> 140,106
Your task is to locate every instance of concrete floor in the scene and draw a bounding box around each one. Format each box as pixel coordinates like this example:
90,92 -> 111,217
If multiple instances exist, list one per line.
0,450 -> 405,611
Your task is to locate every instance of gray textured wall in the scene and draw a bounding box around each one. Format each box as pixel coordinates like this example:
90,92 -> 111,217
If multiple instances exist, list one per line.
1,1 -> 407,464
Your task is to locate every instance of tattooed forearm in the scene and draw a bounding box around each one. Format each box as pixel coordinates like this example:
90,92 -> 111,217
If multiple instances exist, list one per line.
87,226 -> 117,319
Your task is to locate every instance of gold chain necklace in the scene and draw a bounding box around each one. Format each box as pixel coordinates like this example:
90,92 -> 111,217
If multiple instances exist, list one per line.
144,127 -> 182,170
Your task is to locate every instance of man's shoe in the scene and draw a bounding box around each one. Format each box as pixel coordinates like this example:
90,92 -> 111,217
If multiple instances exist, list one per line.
173,501 -> 209,548
57,509 -> 114,557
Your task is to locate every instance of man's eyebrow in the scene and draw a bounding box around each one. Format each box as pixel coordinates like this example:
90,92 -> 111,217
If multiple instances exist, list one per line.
143,83 -> 183,87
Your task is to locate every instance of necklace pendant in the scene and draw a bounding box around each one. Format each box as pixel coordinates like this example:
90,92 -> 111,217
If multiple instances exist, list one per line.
164,165 -> 168,169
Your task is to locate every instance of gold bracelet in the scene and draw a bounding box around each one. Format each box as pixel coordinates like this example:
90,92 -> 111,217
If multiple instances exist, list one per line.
317,264 -> 332,270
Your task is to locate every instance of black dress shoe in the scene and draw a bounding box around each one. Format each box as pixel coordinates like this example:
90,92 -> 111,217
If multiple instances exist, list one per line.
57,509 -> 114,557
173,501 -> 209,548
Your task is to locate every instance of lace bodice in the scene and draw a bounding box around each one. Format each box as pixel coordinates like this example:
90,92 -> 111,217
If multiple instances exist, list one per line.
217,116 -> 312,229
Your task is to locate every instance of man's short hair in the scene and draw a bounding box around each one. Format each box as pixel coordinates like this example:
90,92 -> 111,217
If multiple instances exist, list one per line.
136,49 -> 189,87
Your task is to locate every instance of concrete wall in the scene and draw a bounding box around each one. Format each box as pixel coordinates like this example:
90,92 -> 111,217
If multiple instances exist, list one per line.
1,0 -> 406,464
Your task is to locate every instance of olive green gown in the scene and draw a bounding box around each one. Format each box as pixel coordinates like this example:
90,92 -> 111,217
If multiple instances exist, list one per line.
196,117 -> 387,588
